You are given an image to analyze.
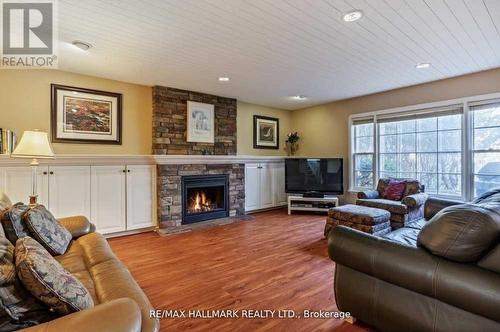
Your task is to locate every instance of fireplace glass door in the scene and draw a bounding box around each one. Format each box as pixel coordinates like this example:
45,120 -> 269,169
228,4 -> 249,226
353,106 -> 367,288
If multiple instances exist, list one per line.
181,175 -> 229,224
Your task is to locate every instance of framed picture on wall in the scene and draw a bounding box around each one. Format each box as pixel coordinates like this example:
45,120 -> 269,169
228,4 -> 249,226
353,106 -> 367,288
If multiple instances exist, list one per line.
51,84 -> 122,144
187,101 -> 215,143
253,115 -> 279,149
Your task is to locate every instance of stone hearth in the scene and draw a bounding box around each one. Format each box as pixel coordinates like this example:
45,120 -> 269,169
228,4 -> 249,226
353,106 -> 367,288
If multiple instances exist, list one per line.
157,164 -> 245,228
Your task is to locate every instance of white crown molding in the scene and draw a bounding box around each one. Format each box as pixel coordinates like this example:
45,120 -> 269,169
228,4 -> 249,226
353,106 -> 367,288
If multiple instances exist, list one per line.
0,154 -> 285,166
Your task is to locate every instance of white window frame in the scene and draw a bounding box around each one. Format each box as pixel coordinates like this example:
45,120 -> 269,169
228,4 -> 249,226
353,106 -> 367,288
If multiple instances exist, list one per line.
351,120 -> 375,190
348,91 -> 500,201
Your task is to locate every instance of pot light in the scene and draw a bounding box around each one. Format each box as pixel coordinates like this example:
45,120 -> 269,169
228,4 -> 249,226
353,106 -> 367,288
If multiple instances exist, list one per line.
292,95 -> 307,100
343,10 -> 363,22
218,77 -> 230,82
416,62 -> 431,69
72,40 -> 92,51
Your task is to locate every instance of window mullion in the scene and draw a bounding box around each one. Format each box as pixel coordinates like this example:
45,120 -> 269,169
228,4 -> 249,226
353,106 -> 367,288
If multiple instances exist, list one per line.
374,115 -> 379,189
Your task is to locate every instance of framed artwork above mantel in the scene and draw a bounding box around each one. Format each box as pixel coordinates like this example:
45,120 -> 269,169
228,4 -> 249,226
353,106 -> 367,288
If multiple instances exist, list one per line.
51,84 -> 122,144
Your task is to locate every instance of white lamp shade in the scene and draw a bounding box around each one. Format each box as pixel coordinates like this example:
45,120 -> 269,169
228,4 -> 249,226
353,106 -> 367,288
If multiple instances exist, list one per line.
11,131 -> 55,159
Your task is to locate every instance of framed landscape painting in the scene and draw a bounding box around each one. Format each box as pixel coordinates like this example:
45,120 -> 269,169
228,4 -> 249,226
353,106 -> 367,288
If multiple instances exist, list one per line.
187,101 -> 215,143
253,115 -> 279,149
51,84 -> 122,144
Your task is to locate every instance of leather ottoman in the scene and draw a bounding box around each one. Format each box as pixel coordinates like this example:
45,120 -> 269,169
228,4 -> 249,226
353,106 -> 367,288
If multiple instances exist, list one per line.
324,204 -> 391,238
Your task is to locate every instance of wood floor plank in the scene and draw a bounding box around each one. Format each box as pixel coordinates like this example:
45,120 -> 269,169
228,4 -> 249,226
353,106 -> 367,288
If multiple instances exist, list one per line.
108,209 -> 375,332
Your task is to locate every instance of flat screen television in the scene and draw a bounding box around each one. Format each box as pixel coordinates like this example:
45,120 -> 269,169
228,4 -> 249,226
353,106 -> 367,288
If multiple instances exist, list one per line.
285,158 -> 343,195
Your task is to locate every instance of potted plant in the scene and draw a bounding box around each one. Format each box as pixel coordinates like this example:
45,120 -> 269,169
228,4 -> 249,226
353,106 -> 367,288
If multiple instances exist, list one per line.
285,132 -> 300,156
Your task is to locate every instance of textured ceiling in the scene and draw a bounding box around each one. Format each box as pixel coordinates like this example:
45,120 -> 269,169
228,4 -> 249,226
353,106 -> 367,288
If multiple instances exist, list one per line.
57,0 -> 500,110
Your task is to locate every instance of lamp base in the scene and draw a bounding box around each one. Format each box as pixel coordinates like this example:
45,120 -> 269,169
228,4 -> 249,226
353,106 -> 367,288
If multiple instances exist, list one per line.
29,195 -> 38,207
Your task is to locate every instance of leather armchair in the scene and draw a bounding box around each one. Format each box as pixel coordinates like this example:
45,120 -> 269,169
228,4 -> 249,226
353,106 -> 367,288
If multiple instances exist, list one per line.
357,178 -> 428,229
328,190 -> 500,332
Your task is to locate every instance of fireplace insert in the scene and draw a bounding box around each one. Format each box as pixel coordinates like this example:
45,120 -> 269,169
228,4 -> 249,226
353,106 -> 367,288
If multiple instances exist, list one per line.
181,174 -> 229,224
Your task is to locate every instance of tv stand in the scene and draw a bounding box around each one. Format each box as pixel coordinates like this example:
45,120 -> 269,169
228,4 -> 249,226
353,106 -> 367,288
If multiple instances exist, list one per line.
288,195 -> 339,215
303,192 -> 325,198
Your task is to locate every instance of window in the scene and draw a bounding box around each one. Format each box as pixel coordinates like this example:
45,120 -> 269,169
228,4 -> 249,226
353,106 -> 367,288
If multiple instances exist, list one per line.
377,109 -> 463,197
471,101 -> 500,197
352,119 -> 374,189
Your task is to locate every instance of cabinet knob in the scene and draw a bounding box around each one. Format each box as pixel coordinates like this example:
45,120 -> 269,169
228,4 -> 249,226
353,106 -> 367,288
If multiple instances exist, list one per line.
122,170 -> 126,173
49,171 -> 54,175
127,170 -> 131,173
43,171 -> 48,175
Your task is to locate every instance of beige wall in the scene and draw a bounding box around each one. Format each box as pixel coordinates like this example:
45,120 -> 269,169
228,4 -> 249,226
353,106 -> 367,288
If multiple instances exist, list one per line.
291,68 -> 500,202
237,101 -> 292,156
0,70 -> 153,155
292,68 -> 500,158
0,70 -> 293,156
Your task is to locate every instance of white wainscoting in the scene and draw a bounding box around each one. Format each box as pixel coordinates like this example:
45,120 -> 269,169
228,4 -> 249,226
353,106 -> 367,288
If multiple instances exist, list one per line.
0,155 -> 286,234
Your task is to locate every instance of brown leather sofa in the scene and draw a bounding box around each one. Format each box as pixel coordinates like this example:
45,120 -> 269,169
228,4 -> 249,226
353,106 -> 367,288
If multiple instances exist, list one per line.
328,189 -> 500,332
0,194 -> 159,332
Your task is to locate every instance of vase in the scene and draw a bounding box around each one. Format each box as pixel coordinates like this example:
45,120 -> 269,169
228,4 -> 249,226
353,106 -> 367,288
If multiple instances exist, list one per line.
286,142 -> 298,156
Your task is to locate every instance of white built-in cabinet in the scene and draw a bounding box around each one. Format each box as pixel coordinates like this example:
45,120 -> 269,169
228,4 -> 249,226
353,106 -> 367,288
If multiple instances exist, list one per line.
48,166 -> 91,219
245,162 -> 286,212
126,165 -> 155,230
0,165 -> 155,235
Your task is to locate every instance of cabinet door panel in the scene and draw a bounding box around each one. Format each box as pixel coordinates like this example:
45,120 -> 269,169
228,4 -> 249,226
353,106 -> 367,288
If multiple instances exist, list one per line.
260,164 -> 274,208
0,166 -> 48,206
272,163 -> 287,206
126,165 -> 155,230
48,166 -> 91,218
91,166 -> 126,234
245,163 -> 260,211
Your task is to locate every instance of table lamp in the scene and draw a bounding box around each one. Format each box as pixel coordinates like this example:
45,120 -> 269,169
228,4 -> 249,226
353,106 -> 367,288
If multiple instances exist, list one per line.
11,130 -> 55,206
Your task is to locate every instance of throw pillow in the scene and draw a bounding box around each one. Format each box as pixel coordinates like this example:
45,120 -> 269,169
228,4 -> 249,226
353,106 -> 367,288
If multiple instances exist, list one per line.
0,237 -> 54,330
1,203 -> 30,245
23,205 -> 72,256
15,237 -> 94,315
383,180 -> 406,201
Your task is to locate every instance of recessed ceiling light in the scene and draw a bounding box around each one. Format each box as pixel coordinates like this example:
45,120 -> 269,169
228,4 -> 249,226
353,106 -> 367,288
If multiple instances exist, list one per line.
343,10 -> 363,22
415,62 -> 431,69
218,77 -> 230,82
72,40 -> 92,51
292,95 -> 307,100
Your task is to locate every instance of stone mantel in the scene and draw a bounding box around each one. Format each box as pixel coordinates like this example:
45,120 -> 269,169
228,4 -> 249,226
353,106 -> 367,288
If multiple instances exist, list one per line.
0,154 -> 285,166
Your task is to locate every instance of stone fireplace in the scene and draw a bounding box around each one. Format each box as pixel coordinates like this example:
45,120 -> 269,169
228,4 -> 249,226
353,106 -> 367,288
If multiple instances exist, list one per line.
182,174 -> 229,224
157,163 -> 245,228
153,86 -> 244,229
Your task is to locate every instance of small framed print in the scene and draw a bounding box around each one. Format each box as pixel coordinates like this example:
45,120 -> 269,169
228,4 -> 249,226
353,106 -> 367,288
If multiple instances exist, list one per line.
187,101 -> 215,143
51,84 -> 122,144
253,115 -> 279,149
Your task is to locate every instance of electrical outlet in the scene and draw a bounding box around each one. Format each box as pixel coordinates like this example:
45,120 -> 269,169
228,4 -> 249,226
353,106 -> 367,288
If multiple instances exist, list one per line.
165,197 -> 173,206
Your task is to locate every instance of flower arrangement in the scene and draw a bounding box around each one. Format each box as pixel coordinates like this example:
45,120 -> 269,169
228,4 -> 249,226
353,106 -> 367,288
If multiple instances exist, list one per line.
285,132 -> 300,156
286,132 -> 300,144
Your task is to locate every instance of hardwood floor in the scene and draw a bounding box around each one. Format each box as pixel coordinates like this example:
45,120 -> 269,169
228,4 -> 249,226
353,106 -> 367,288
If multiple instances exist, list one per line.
108,209 -> 375,332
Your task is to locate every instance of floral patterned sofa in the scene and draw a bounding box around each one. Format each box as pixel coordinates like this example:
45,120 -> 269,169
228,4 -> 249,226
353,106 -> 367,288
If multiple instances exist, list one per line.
356,178 -> 428,229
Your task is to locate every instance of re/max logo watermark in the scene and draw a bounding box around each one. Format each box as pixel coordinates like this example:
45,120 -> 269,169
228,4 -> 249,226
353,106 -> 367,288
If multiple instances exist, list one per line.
1,0 -> 58,68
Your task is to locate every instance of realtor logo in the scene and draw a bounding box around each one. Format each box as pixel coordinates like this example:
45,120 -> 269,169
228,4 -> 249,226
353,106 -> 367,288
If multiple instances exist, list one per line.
1,0 -> 58,68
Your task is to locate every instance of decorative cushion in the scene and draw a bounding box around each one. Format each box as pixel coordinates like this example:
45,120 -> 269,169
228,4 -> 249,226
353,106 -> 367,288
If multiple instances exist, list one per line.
15,237 -> 94,315
1,203 -> 30,245
0,237 -> 54,330
417,204 -> 500,263
23,205 -> 72,256
383,180 -> 406,200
